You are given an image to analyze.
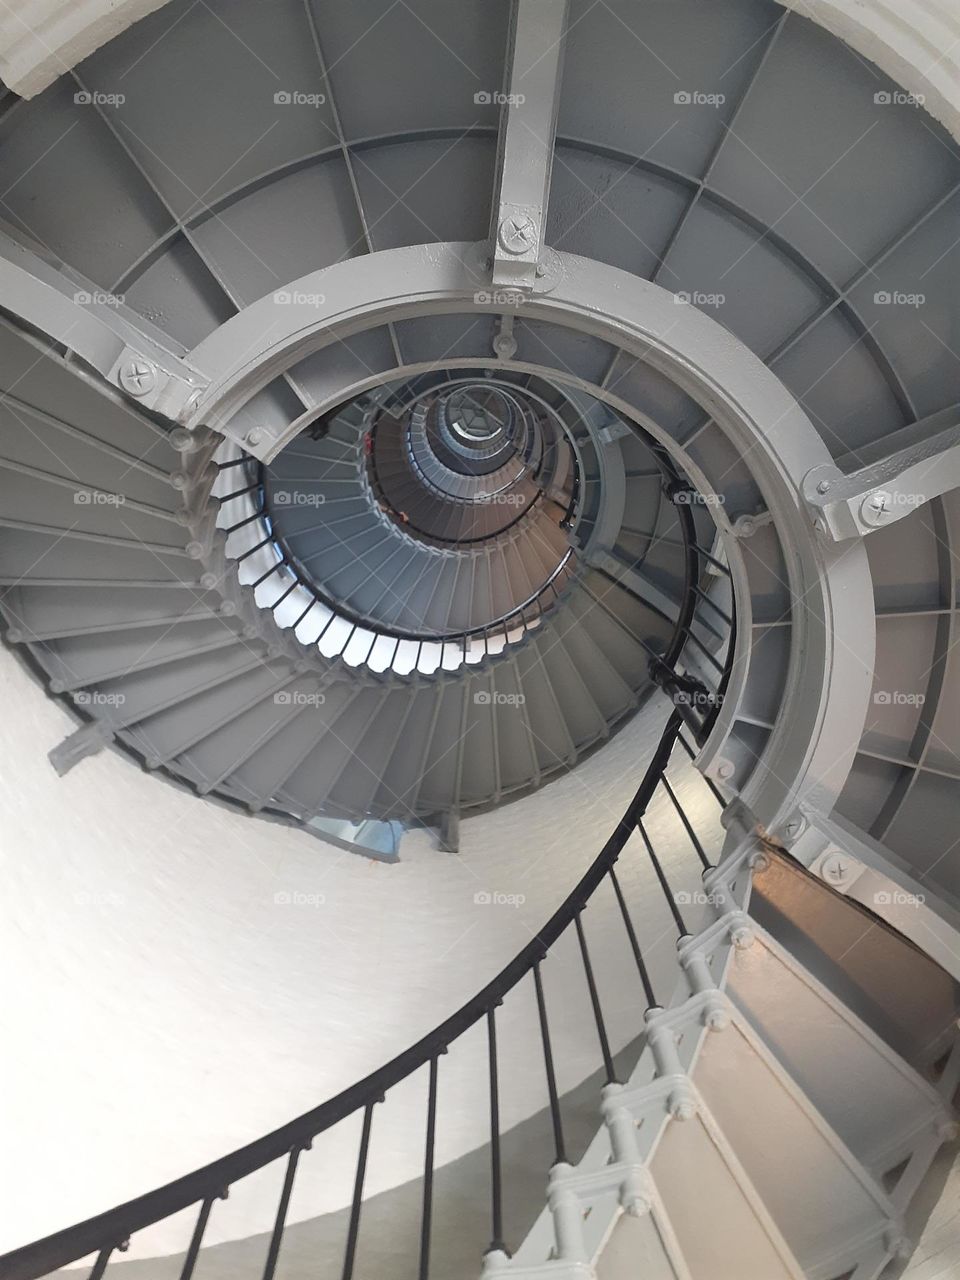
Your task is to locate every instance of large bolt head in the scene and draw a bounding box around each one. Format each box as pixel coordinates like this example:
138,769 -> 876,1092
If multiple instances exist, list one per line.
668,1091 -> 696,1121
820,851 -> 851,884
860,489 -> 896,527
498,213 -> 538,255
119,358 -> 158,397
492,333 -> 518,360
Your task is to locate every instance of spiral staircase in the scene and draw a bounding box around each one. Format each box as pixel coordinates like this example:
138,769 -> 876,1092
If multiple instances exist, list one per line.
0,0 -> 959,1277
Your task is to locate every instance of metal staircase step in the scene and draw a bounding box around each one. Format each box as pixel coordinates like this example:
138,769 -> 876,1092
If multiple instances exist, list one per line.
227,679 -> 359,810
649,1106 -> 805,1280
594,1209 -> 687,1280
691,1011 -> 900,1278
725,929 -> 954,1184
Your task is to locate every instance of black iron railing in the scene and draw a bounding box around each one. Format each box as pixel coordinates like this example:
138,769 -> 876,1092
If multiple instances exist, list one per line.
0,708 -> 729,1280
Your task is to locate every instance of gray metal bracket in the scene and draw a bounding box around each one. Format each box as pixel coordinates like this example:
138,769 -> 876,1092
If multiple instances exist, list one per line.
802,405 -> 960,539
48,722 -> 115,776
771,805 -> 960,982
437,811 -> 460,854
0,230 -> 208,424
489,0 -> 570,291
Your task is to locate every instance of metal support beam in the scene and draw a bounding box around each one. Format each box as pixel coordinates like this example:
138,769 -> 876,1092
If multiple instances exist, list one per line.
489,0 -> 569,291
803,404 -> 960,539
0,230 -> 208,422
773,805 -> 960,983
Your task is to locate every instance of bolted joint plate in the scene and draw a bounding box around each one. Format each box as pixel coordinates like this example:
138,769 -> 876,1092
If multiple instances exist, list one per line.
107,346 -> 208,425
492,204 -> 543,290
802,410 -> 960,540
810,845 -> 868,893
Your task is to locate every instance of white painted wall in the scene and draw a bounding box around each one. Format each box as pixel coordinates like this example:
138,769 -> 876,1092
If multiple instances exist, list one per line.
0,0 -> 171,98
0,647 -> 721,1258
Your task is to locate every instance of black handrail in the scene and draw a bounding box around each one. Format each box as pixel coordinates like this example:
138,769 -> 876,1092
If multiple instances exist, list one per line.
0,704 -> 726,1280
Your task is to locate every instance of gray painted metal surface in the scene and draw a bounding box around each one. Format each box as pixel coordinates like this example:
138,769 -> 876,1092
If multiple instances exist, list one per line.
490,0 -> 570,291
0,0 -> 959,1269
803,406 -> 960,539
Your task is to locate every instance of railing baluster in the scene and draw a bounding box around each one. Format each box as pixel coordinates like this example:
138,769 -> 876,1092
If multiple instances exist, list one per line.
532,963 -> 567,1166
638,821 -> 690,938
607,866 -> 658,1009
342,1103 -> 375,1280
574,913 -> 616,1083
261,1145 -> 303,1280
235,534 -> 273,562
486,1007 -> 508,1256
223,509 -> 265,536
179,1198 -> 214,1280
661,777 -> 711,869
681,625 -> 725,674
88,1248 -> 112,1280
691,583 -> 732,626
291,598 -> 317,631
689,542 -> 730,575
270,578 -> 299,614
418,1056 -> 440,1280
218,481 -> 261,503
251,560 -> 285,590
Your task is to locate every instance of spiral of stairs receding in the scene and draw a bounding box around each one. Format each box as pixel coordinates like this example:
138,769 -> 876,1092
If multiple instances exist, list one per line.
0,314 -> 707,826
0,0 -> 954,876
0,0 -> 959,1277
